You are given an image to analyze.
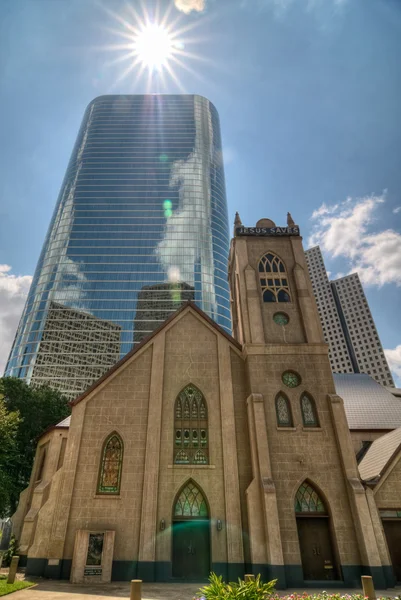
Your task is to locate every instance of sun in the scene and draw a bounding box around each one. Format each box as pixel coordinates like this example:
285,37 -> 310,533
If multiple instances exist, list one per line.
134,23 -> 173,70
97,2 -> 209,92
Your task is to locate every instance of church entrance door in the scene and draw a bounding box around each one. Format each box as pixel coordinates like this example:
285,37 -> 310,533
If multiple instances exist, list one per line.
297,517 -> 337,580
172,481 -> 210,580
382,520 -> 401,582
295,482 -> 338,581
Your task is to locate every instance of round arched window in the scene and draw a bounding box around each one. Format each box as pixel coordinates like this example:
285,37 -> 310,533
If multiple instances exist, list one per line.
282,371 -> 301,388
273,312 -> 289,326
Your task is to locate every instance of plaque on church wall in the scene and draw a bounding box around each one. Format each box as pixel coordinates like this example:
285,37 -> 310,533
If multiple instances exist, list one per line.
86,533 -> 104,566
71,529 -> 115,584
84,567 -> 102,576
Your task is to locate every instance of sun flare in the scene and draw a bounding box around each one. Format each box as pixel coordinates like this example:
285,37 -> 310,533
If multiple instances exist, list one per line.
98,2 -> 209,92
134,23 -> 173,70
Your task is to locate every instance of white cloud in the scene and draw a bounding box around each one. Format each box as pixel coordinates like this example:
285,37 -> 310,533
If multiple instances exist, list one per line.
174,0 -> 206,14
308,193 -> 401,287
384,345 -> 401,388
0,265 -> 32,375
393,206 -> 401,215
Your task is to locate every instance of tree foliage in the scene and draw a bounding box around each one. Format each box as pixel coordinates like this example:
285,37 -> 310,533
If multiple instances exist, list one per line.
0,397 -> 21,517
0,378 -> 70,516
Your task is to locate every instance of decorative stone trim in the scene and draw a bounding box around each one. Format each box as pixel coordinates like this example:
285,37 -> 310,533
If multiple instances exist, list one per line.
302,427 -> 322,432
93,495 -> 122,500
167,464 -> 216,469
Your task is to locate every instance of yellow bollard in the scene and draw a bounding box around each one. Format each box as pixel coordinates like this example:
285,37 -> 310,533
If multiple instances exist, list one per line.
130,579 -> 142,600
244,574 -> 255,582
7,556 -> 20,584
361,575 -> 376,600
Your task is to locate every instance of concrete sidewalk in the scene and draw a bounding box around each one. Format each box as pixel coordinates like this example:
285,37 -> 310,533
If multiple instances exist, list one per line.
8,580 -> 401,600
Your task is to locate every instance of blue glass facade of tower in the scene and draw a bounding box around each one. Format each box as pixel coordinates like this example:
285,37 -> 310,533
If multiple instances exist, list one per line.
5,95 -> 231,397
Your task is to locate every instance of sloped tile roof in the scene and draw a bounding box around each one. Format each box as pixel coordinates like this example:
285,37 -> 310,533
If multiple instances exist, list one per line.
358,427 -> 401,482
333,373 -> 401,430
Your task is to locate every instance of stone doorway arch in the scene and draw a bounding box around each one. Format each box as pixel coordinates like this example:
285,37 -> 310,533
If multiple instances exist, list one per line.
172,480 -> 210,580
295,481 -> 339,581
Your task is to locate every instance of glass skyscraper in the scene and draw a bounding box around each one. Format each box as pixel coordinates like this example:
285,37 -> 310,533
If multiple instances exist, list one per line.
5,95 -> 231,398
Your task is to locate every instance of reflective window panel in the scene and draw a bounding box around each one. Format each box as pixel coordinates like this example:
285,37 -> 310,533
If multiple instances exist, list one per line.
5,95 -> 231,398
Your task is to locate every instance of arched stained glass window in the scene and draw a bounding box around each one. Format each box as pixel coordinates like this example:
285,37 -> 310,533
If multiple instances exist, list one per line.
301,393 -> 319,427
295,482 -> 326,513
174,385 -> 208,465
258,253 -> 291,303
97,433 -> 123,494
174,482 -> 208,518
275,393 -> 293,427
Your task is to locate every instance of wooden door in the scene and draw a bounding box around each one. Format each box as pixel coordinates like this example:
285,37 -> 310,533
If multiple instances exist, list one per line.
297,517 -> 337,580
383,520 -> 401,582
172,520 -> 210,580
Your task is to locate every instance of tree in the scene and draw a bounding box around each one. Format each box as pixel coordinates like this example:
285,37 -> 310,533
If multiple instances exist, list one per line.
0,397 -> 21,517
0,378 -> 70,516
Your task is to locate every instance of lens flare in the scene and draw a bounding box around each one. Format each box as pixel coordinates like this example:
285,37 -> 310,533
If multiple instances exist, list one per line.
96,2 -> 210,92
134,23 -> 172,69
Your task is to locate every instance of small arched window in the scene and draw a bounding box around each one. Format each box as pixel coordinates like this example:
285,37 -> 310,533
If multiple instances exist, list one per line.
174,481 -> 208,518
174,385 -> 208,465
258,253 -> 291,302
97,433 -> 123,494
300,394 -> 319,427
295,482 -> 327,514
275,393 -> 293,427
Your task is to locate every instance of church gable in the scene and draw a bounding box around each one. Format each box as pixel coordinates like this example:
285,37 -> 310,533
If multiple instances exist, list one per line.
373,452 -> 401,507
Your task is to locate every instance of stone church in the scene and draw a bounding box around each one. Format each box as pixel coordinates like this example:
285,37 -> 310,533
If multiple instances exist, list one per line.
13,216 -> 401,588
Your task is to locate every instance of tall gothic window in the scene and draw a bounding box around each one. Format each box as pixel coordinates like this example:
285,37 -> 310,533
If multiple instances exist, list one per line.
275,393 -> 293,427
258,253 -> 291,303
97,432 -> 123,494
174,385 -> 208,465
300,393 -> 319,427
295,482 -> 326,514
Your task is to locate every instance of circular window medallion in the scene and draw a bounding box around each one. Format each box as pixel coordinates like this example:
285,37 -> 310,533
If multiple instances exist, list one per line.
273,312 -> 289,326
282,371 -> 301,388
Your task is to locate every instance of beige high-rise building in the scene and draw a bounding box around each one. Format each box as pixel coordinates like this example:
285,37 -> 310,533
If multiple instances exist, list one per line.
133,283 -> 195,343
14,215 -> 401,588
31,301 -> 121,399
305,246 -> 394,387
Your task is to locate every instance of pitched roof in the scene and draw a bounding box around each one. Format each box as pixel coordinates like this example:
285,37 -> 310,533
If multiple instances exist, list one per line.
333,373 -> 401,430
358,427 -> 401,482
70,301 -> 240,407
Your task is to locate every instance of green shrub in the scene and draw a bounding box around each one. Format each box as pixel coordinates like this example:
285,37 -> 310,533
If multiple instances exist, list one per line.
196,572 -> 277,600
2,535 -> 19,567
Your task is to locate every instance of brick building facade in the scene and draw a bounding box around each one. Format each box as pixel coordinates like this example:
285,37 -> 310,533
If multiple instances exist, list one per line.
14,215 -> 400,587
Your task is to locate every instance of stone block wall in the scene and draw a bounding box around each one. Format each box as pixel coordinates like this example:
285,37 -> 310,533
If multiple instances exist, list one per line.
245,348 -> 362,570
375,457 -> 401,507
63,346 -> 153,561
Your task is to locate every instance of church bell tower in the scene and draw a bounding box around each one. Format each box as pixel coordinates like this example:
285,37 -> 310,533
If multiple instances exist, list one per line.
228,213 -> 388,588
229,213 -> 323,348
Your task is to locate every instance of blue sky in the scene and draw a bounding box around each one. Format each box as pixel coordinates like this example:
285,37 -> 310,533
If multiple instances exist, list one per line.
0,0 -> 400,383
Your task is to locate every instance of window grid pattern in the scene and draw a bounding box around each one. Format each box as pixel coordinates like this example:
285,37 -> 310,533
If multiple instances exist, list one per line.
332,274 -> 394,387
301,394 -> 319,427
258,253 -> 291,303
5,95 -> 232,398
305,247 -> 394,386
295,483 -> 326,513
98,433 -> 123,494
174,482 -> 208,517
174,385 -> 208,465
276,393 -> 293,427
